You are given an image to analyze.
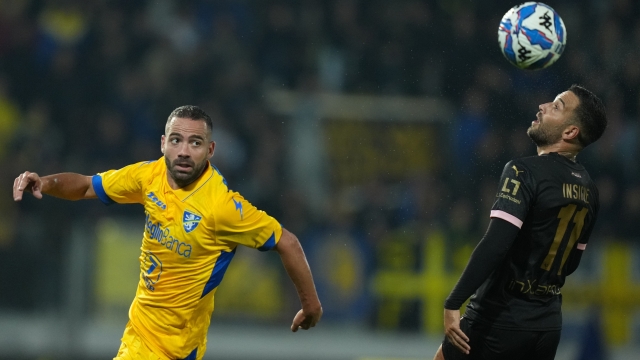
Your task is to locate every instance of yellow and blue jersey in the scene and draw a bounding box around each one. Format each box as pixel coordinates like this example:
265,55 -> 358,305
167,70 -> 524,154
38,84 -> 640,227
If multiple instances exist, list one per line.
92,157 -> 282,359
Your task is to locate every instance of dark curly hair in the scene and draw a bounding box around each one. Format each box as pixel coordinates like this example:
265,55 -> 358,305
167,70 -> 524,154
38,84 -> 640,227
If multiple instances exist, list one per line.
567,85 -> 607,148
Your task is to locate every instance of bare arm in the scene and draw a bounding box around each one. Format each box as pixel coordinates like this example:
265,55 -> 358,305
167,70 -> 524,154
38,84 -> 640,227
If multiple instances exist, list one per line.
275,228 -> 323,332
13,171 -> 97,201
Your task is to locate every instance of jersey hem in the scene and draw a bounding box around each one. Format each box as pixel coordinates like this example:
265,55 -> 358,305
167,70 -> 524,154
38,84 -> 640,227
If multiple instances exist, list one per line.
464,311 -> 562,331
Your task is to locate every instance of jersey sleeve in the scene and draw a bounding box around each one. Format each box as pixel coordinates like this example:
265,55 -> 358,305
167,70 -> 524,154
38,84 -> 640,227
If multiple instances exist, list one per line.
445,218 -> 521,309
215,191 -> 283,251
490,160 -> 536,228
92,161 -> 151,205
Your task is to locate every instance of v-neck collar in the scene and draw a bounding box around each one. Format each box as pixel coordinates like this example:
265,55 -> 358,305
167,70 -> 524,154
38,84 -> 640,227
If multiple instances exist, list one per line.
162,157 -> 214,202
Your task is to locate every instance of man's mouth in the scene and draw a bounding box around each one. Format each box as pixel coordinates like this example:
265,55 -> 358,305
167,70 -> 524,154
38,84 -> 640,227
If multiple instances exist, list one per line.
174,163 -> 193,171
532,112 -> 541,125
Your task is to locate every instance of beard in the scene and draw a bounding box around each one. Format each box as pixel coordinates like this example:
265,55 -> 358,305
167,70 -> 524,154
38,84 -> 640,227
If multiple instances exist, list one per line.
527,122 -> 562,147
165,156 -> 208,188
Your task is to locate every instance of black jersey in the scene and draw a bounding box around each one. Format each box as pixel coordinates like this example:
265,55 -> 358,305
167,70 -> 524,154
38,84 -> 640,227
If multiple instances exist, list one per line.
464,152 -> 599,330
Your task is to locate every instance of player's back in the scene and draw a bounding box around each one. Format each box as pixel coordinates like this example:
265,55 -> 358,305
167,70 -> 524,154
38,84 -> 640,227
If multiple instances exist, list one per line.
465,152 -> 599,330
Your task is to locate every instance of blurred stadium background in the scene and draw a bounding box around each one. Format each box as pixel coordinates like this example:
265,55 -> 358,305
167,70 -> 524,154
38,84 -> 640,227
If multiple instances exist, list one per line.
1,0 -> 639,359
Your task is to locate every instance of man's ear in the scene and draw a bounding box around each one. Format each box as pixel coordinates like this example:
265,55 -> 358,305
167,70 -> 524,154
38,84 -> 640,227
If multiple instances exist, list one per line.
209,141 -> 216,158
161,135 -> 166,154
563,125 -> 580,141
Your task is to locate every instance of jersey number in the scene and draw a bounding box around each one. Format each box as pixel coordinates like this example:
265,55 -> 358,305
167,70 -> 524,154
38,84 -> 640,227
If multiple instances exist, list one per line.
501,177 -> 521,195
541,204 -> 588,275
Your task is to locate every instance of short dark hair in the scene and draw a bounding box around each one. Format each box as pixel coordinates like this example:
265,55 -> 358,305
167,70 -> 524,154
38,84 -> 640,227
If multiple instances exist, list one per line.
166,105 -> 213,136
568,84 -> 607,148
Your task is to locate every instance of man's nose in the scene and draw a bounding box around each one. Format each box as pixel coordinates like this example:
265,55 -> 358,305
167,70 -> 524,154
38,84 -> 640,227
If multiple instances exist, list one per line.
177,143 -> 191,156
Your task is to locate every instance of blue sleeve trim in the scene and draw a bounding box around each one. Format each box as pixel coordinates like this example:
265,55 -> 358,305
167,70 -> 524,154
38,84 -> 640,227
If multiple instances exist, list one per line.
92,175 -> 115,205
201,248 -> 236,298
257,232 -> 277,252
179,347 -> 197,360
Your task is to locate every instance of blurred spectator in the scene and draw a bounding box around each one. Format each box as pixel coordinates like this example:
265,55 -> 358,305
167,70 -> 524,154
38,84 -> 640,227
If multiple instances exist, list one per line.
0,1 -> 639,333
0,76 -> 20,160
450,87 -> 490,181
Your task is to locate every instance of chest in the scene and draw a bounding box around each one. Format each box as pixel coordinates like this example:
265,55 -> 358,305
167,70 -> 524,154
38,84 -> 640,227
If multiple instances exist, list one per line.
141,189 -> 215,260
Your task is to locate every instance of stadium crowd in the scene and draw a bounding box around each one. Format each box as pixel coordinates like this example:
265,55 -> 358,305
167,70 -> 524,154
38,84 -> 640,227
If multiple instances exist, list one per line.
0,0 -> 638,327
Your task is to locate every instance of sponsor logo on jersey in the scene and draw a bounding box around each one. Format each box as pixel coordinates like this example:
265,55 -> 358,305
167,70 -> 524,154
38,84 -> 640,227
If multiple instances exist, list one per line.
147,192 -> 166,210
145,213 -> 192,258
232,198 -> 244,220
508,278 -> 561,296
183,210 -> 202,233
142,251 -> 162,291
497,192 -> 522,204
512,165 -> 525,177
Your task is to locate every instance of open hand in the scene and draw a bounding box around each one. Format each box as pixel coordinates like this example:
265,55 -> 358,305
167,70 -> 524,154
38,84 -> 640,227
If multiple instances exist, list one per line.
444,309 -> 470,355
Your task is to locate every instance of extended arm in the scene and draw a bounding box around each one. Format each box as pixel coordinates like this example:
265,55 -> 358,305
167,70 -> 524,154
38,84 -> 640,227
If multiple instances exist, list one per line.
443,218 -> 520,354
13,171 -> 97,201
445,218 -> 520,309
275,228 -> 323,332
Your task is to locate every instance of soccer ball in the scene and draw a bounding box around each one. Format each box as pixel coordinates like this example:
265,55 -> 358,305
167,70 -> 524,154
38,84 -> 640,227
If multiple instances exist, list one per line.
498,2 -> 567,70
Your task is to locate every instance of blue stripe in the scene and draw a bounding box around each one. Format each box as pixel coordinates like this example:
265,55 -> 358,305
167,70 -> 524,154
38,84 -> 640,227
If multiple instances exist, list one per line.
139,160 -> 157,167
92,175 -> 115,205
211,164 -> 229,187
201,248 -> 236,298
257,232 -> 277,252
179,347 -> 197,360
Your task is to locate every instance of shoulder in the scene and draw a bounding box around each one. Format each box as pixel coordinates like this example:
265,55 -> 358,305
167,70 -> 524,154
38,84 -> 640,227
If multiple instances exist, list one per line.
134,158 -> 165,182
505,155 -> 553,174
196,164 -> 236,209
510,155 -> 545,166
208,164 -> 231,194
127,158 -> 164,175
140,158 -> 164,171
502,156 -> 538,174
501,157 -> 540,190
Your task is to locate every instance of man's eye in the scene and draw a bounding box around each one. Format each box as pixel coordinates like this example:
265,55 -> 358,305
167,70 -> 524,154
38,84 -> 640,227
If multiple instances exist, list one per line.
171,138 -> 179,144
192,141 -> 201,146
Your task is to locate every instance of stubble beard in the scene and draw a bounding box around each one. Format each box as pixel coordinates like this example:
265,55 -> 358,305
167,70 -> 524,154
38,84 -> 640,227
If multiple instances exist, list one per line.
527,123 -> 562,148
165,157 -> 208,188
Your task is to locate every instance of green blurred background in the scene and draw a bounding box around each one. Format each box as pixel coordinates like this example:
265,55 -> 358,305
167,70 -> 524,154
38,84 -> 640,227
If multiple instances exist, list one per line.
1,0 -> 639,359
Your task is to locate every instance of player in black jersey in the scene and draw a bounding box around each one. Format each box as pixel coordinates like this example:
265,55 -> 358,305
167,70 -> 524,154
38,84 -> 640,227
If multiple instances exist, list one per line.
433,85 -> 608,360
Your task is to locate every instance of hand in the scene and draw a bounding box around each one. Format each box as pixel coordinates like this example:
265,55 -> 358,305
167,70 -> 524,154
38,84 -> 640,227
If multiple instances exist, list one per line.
14,171 -> 43,201
291,305 -> 323,332
444,309 -> 470,355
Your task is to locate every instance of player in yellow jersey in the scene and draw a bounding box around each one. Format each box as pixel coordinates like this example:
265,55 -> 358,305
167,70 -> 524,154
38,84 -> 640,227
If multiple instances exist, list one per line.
13,105 -> 323,360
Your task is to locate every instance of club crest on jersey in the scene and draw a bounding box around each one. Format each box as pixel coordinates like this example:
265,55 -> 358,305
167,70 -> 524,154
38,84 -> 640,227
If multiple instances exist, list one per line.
183,210 -> 202,233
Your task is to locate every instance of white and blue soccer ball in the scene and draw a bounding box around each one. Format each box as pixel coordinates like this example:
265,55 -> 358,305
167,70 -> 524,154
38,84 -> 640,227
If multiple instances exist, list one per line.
498,2 -> 567,70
